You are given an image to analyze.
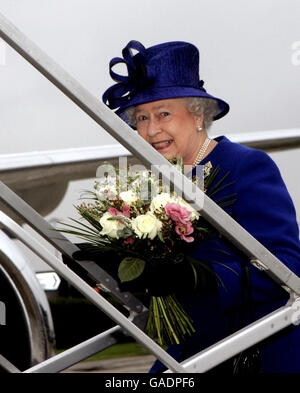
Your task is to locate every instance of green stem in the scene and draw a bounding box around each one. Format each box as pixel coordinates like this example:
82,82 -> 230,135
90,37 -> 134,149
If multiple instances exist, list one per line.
153,297 -> 163,346
157,297 -> 180,345
168,296 -> 195,333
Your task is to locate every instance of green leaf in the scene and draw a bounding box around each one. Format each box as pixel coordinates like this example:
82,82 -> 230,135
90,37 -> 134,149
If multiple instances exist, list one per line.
207,171 -> 230,194
195,226 -> 210,233
118,257 -> 146,283
204,167 -> 220,190
108,215 -> 131,223
208,181 -> 235,199
117,227 -> 133,239
157,231 -> 165,243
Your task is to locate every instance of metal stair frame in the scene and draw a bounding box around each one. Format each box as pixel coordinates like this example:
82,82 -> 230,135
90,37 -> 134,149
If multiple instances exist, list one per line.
0,11 -> 300,373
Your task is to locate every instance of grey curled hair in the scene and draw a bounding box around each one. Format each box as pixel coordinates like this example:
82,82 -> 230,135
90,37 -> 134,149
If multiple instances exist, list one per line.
125,97 -> 219,131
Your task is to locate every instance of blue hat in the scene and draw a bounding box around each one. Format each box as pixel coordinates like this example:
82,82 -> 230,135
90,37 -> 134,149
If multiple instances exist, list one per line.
102,40 -> 229,125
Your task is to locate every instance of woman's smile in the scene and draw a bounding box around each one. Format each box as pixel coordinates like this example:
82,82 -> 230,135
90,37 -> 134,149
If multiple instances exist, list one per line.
151,139 -> 174,151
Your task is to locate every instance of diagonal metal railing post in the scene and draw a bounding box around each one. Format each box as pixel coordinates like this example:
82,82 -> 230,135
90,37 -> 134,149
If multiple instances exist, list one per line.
0,354 -> 21,373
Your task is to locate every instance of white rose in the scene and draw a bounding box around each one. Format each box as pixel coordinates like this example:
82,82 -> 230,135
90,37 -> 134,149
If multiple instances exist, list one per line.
119,190 -> 138,205
99,212 -> 125,238
132,213 -> 162,240
150,193 -> 176,212
177,198 -> 200,221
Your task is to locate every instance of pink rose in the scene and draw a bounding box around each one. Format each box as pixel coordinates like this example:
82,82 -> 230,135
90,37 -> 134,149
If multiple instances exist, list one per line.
108,207 -> 120,216
122,205 -> 131,218
165,203 -> 191,224
108,205 -> 131,224
108,205 -> 131,218
175,222 -> 194,243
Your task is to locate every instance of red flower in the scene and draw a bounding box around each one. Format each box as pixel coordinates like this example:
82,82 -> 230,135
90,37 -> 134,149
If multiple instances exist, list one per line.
124,237 -> 134,245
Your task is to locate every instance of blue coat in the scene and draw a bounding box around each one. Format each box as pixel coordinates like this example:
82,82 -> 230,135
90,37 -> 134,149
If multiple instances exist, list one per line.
150,135 -> 300,373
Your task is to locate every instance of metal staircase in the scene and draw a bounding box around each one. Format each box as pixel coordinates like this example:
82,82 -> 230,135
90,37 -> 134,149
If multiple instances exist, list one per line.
0,11 -> 299,373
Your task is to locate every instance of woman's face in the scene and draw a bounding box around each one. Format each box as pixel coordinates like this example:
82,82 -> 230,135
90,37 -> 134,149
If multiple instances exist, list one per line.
135,98 -> 203,165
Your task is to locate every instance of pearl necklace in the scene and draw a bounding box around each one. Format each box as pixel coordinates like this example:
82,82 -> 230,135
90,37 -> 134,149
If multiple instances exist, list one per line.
192,137 -> 211,168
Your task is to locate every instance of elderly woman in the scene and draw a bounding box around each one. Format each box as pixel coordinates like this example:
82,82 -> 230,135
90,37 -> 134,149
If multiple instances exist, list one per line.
102,40 -> 300,373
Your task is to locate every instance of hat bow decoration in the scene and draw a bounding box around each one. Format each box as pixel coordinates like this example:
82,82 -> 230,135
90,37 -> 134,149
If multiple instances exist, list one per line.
103,40 -> 153,109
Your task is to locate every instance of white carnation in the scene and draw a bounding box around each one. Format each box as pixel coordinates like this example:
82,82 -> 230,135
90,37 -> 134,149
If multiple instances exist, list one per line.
132,213 -> 162,240
150,193 -> 176,212
95,185 -> 117,201
119,190 -> 138,205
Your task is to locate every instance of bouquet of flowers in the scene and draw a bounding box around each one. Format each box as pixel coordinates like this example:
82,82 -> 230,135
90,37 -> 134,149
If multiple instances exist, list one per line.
58,159 -> 231,346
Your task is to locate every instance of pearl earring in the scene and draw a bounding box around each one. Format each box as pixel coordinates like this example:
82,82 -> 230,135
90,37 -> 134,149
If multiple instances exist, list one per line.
197,125 -> 203,132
